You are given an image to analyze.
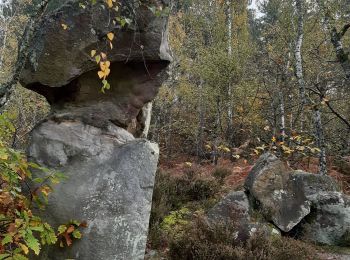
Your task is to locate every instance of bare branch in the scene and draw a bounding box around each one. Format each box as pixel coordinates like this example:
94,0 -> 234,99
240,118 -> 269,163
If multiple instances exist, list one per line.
339,23 -> 350,38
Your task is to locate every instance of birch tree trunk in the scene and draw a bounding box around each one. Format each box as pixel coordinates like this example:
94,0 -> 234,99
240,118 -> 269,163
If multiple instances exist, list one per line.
226,0 -> 234,145
294,0 -> 307,131
196,80 -> 204,159
314,106 -> 327,175
278,90 -> 285,142
317,0 -> 350,79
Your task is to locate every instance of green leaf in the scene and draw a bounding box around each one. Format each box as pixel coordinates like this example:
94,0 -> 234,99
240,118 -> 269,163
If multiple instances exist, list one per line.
0,254 -> 10,260
32,178 -> 44,183
58,225 -> 67,235
72,230 -> 82,239
30,226 -> 44,232
95,55 -> 101,64
2,234 -> 13,245
13,254 -> 28,260
24,231 -> 41,255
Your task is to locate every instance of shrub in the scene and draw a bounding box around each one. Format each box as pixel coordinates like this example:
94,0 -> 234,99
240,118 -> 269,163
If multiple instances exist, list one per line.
212,168 -> 231,184
0,115 -> 84,259
148,170 -> 220,249
168,215 -> 320,260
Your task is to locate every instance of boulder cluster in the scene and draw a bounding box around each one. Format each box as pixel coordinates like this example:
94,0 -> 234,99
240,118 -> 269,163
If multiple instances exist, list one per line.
208,153 -> 350,246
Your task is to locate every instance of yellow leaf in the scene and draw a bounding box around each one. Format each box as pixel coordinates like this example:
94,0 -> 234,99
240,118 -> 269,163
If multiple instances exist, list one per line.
90,50 -> 96,57
40,186 -> 52,196
61,23 -> 68,30
19,243 -> 29,255
100,61 -> 110,72
98,71 -> 105,79
104,68 -> 111,77
271,136 -> 276,142
107,32 -> 114,41
100,52 -> 107,60
106,0 -> 113,8
100,62 -> 106,71
223,147 -> 231,153
185,162 -> 192,167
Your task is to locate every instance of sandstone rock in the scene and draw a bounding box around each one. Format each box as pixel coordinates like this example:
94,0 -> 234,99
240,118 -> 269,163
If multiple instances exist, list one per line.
20,0 -> 171,136
207,191 -> 250,225
30,120 -> 159,260
304,192 -> 350,246
207,191 -> 252,243
245,153 -> 340,232
244,153 -> 306,232
244,153 -> 292,198
23,1 -> 170,259
207,191 -> 280,243
21,0 -> 172,87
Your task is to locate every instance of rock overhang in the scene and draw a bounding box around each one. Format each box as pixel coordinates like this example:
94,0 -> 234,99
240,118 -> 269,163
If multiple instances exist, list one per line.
20,0 -> 172,88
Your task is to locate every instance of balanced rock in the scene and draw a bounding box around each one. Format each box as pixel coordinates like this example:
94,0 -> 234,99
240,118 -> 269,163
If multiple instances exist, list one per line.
21,0 -> 171,259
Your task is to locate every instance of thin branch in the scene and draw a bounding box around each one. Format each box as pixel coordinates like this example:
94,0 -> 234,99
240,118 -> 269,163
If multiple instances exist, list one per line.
339,23 -> 350,38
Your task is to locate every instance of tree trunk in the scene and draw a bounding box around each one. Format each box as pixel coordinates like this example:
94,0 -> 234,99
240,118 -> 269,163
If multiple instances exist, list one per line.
295,0 -> 307,131
317,0 -> 350,79
226,0 -> 234,145
279,90 -> 285,142
314,107 -> 327,175
196,80 -> 204,160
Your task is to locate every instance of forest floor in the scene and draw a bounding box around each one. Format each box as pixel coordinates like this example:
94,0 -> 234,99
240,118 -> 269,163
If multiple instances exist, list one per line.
158,154 -> 350,195
152,154 -> 350,260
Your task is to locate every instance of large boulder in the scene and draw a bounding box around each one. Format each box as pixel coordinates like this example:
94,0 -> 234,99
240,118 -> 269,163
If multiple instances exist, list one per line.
304,192 -> 350,246
244,153 -> 306,232
207,191 -> 250,225
207,191 -> 280,243
214,153 -> 348,246
245,153 -> 340,232
30,120 -> 159,260
21,0 -> 171,259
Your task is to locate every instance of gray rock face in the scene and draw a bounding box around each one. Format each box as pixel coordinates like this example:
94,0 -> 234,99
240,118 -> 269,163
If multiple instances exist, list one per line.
30,120 -> 159,260
207,191 -> 281,243
207,191 -> 250,225
243,153 -> 306,232
210,153 -> 349,246
305,192 -> 350,246
244,153 -> 341,233
21,0 -> 171,135
21,0 -> 172,87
